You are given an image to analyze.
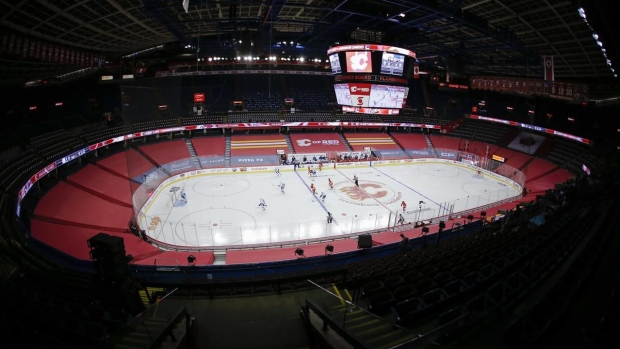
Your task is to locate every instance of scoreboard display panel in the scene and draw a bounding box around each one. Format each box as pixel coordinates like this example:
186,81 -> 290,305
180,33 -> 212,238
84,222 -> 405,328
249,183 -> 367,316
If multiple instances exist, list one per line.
329,53 -> 342,74
369,85 -> 406,108
348,83 -> 372,107
328,44 -> 415,114
333,83 -> 408,109
380,52 -> 405,76
345,51 -> 373,73
334,83 -> 351,105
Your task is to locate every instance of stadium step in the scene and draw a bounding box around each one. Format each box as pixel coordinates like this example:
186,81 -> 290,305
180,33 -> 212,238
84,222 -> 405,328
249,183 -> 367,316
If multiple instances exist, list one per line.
423,134 -> 438,158
284,134 -> 295,155
184,138 -> 202,169
112,317 -> 169,349
213,250 -> 227,265
338,133 -> 353,151
225,136 -> 231,167
138,286 -> 165,306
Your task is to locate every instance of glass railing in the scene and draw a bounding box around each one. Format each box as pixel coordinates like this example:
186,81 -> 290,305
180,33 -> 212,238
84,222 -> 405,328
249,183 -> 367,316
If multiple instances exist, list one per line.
140,184 -> 519,249
133,151 -> 525,250
140,211 -> 393,248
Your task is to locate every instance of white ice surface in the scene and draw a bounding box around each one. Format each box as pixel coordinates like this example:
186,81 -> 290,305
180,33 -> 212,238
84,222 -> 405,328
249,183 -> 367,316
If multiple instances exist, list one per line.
139,163 -> 520,248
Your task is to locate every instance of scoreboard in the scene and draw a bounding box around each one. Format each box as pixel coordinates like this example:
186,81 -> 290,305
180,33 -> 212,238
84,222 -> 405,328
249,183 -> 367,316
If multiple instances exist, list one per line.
327,44 -> 416,114
334,83 -> 407,108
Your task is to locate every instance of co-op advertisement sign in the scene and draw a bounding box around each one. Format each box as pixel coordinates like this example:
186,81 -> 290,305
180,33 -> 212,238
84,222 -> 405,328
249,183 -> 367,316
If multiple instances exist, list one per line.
296,139 -> 341,147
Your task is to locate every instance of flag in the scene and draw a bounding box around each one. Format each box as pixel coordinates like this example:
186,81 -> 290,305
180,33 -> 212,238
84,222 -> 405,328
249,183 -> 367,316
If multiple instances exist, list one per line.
543,55 -> 554,82
413,63 -> 419,79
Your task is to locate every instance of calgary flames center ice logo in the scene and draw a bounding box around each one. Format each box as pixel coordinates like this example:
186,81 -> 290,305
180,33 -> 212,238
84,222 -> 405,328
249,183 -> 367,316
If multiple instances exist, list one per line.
339,183 -> 387,201
349,52 -> 369,71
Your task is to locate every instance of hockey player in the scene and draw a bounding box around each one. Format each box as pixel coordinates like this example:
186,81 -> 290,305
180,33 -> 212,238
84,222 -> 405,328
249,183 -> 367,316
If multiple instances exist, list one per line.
328,178 -> 334,190
279,182 -> 285,194
258,198 -> 267,210
310,169 -> 317,177
307,166 -> 312,176
318,162 -> 323,171
319,192 -> 326,203
401,201 -> 407,212
275,168 -> 281,176
310,183 -> 317,195
327,212 -> 333,224
353,174 -> 359,186
180,189 -> 187,203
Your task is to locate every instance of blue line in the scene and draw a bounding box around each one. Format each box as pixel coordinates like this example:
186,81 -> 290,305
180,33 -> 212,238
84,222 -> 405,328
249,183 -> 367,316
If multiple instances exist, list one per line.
371,166 -> 446,210
295,170 -> 339,225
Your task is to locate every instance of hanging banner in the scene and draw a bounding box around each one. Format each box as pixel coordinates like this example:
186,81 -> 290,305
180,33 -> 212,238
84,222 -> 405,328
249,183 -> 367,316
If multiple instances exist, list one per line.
543,55 -> 554,82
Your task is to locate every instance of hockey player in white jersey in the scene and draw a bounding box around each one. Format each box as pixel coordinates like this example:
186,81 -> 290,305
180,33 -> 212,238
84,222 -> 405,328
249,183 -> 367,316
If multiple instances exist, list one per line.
258,198 -> 267,210
319,191 -> 326,203
279,182 -> 285,194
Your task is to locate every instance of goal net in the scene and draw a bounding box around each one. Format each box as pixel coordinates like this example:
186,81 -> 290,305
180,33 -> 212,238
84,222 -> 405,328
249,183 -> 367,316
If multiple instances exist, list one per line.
167,187 -> 181,207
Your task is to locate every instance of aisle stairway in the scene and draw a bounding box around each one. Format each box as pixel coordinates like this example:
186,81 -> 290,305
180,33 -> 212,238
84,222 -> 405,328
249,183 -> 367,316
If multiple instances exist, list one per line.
225,136 -> 231,167
138,287 -> 165,306
424,134 -> 438,158
284,134 -> 296,154
184,139 -> 202,169
339,133 -> 353,151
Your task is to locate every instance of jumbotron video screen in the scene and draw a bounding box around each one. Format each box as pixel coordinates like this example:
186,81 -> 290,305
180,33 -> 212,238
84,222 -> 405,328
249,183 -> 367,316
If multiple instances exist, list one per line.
327,44 -> 416,115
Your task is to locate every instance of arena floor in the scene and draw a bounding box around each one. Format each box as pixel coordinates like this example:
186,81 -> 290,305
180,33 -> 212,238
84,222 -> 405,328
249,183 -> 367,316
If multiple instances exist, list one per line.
139,162 -> 521,248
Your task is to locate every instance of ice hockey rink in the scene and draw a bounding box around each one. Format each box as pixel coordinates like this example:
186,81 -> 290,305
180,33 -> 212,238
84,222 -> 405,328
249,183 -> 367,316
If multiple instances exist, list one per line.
138,162 -> 522,248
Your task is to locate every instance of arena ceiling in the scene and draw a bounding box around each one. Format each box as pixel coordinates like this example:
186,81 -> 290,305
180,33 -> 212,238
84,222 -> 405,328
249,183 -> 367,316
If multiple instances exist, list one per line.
0,0 -> 617,89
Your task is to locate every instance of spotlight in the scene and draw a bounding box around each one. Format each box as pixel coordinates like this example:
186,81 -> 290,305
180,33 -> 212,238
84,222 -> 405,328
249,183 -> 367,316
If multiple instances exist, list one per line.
126,254 -> 134,264
187,255 -> 196,266
294,247 -> 305,258
325,244 -> 334,255
480,211 -> 487,218
467,214 -> 474,222
421,227 -> 430,235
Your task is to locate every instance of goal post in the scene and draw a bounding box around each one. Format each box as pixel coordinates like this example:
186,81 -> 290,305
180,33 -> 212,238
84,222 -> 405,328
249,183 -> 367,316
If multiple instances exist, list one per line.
168,190 -> 178,207
168,187 -> 181,207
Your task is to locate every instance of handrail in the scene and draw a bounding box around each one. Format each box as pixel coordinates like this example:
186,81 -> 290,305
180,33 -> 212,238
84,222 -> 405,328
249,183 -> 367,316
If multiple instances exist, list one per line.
303,280 -> 413,349
304,298 -> 371,349
307,280 -> 405,328
147,306 -> 187,349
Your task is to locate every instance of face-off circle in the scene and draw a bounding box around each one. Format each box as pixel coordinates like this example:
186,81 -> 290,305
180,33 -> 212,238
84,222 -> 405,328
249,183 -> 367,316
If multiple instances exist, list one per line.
192,176 -> 251,196
417,165 -> 460,177
171,208 -> 256,246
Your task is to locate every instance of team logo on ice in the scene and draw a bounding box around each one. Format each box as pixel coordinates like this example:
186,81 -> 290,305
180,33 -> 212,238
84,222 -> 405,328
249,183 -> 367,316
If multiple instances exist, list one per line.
335,180 -> 402,206
339,183 -> 388,201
